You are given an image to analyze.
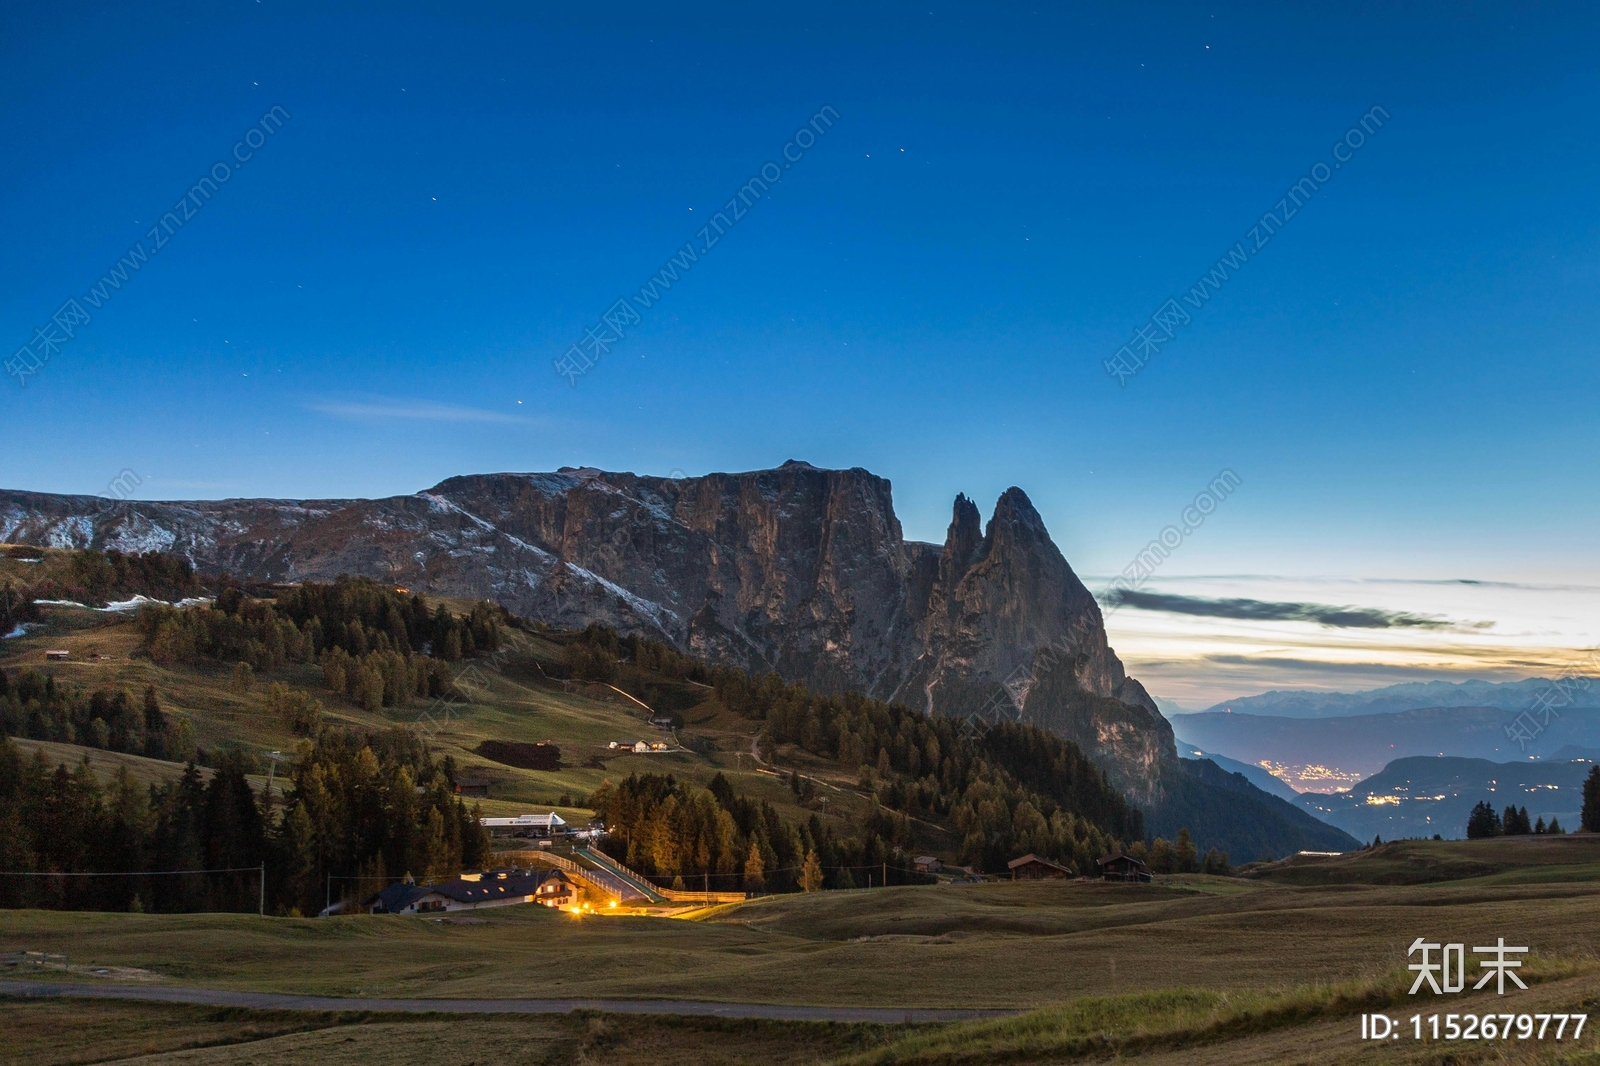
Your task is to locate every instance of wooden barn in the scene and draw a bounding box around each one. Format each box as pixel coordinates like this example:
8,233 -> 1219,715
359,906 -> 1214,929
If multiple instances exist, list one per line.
1007,854 -> 1073,880
1096,852 -> 1153,883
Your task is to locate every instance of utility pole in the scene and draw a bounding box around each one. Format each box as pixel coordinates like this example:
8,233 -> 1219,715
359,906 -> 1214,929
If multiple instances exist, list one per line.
259,863 -> 265,917
882,860 -> 887,887
262,751 -> 284,818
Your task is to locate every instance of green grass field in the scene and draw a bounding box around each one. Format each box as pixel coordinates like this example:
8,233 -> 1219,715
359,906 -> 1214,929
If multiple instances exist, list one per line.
7,853 -> 1600,1064
0,997 -> 888,1066
7,859 -> 1600,1062
1247,835 -> 1600,886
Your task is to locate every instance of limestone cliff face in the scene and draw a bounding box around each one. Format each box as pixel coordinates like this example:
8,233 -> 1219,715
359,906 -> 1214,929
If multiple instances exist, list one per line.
0,462 -> 1174,795
895,487 -> 1175,799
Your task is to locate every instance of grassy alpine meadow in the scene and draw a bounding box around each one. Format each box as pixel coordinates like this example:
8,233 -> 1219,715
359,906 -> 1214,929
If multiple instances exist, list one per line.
0,998 -> 889,1066
829,962 -> 1600,1066
6,846 -> 1600,1066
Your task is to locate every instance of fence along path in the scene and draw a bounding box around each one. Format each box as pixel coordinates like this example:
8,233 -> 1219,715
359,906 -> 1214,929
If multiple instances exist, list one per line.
576,847 -> 746,905
574,847 -> 668,903
497,850 -> 646,903
498,848 -> 745,905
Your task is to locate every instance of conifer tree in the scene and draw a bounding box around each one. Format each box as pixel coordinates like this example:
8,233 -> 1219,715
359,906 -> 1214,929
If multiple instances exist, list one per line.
1174,828 -> 1198,873
800,849 -> 824,892
1466,801 -> 1500,839
1584,767 -> 1600,833
141,685 -> 166,758
1148,837 -> 1174,873
743,840 -> 765,891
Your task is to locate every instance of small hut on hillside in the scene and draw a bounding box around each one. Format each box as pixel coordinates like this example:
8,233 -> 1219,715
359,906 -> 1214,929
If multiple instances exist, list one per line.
1096,852 -> 1153,883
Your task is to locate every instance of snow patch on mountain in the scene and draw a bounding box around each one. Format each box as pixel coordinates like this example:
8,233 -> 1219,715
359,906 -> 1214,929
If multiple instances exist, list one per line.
521,472 -> 585,497
564,561 -> 680,634
43,516 -> 97,549
103,521 -> 178,555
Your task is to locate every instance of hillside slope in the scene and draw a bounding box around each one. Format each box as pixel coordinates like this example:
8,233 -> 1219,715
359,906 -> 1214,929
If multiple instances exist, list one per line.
1145,758 -> 1361,860
2,546 -> 1344,864
0,566 -> 1148,881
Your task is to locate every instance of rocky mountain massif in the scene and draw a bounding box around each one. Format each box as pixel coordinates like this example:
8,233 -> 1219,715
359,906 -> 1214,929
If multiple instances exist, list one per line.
2,462 -> 1176,798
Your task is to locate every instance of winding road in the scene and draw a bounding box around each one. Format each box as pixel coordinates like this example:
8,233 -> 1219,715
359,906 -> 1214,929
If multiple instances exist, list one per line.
0,980 -> 1014,1023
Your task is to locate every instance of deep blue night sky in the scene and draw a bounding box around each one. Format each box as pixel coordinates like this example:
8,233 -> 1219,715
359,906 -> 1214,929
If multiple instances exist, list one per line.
5,3 -> 1598,698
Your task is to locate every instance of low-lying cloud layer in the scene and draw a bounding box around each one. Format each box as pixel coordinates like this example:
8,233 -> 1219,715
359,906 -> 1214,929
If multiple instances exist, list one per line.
1103,589 -> 1457,630
1097,574 -> 1594,707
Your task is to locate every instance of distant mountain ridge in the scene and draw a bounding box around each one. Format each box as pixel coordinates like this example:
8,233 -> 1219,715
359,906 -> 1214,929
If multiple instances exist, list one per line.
1171,705 -> 1600,791
1196,677 -> 1598,719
